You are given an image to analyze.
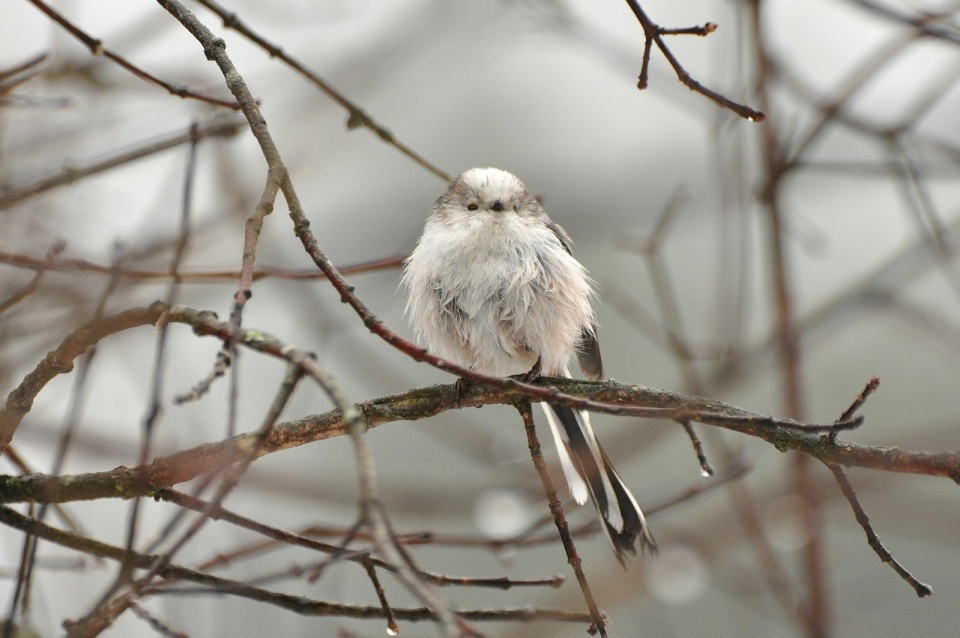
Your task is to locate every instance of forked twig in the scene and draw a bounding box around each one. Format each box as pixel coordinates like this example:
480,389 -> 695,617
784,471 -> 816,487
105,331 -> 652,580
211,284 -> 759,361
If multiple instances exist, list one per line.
625,0 -> 766,121
825,376 -> 932,597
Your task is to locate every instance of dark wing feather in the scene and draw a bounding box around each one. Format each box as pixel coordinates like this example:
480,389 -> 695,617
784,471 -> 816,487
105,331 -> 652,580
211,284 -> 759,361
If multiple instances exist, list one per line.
545,220 -> 604,380
545,220 -> 575,255
577,328 -> 604,381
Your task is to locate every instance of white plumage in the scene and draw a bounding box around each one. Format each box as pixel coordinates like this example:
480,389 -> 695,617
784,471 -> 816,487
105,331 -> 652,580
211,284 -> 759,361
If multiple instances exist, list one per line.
402,167 -> 654,563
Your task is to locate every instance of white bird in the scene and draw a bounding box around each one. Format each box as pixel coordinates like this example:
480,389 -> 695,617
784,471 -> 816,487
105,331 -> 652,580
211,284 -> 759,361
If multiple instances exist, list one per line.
402,167 -> 655,563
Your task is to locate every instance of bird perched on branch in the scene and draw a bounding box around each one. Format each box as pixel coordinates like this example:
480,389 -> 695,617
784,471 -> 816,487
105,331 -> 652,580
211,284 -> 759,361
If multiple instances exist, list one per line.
402,167 -> 655,563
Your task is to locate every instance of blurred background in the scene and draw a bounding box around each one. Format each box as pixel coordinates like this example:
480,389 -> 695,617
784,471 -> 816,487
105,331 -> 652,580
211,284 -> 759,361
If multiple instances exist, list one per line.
1,0 -> 959,636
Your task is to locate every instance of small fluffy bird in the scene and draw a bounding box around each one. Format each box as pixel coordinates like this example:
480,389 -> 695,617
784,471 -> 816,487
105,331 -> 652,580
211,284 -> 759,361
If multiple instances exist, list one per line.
402,167 -> 655,563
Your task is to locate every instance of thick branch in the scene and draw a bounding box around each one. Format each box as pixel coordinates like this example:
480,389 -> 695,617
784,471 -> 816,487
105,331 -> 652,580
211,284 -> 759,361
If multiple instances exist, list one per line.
0,306 -> 166,455
1,376 -> 956,505
2,302 -> 955,507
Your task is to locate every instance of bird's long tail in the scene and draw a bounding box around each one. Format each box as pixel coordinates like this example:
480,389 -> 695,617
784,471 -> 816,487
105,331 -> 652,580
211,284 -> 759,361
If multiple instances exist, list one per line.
541,401 -> 655,564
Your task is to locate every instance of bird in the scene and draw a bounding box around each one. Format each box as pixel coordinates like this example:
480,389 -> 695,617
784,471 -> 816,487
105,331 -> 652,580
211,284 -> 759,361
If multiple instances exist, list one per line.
401,167 -> 655,563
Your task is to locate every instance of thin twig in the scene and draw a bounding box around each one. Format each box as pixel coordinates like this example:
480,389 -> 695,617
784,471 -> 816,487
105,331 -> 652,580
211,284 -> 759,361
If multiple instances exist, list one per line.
841,0 -> 960,45
0,250 -> 405,283
0,241 -> 64,314
0,506 -> 595,628
194,0 -> 451,182
123,120 -> 200,579
515,401 -> 607,638
362,559 -> 399,636
7,248 -> 127,634
826,464 -> 933,598
831,376 -> 881,444
152,3 -> 462,634
129,603 -> 187,638
0,53 -> 47,87
4,504 -> 35,638
826,376 -> 930,595
681,420 -> 713,477
26,0 -> 240,110
0,117 -> 244,211
176,119 -> 276,405
165,489 -> 564,590
646,458 -> 750,516
624,0 -> 766,121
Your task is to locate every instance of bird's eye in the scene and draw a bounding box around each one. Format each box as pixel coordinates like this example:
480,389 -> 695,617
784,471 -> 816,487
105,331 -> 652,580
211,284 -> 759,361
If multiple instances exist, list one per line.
467,203 -> 479,211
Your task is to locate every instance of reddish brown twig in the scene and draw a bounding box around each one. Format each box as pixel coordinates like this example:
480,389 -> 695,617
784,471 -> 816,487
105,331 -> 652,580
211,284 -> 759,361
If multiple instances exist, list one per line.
26,0 -> 239,110
362,559 -> 399,636
0,241 -> 64,314
625,1 -> 766,121
0,53 -> 47,90
823,376 -> 932,596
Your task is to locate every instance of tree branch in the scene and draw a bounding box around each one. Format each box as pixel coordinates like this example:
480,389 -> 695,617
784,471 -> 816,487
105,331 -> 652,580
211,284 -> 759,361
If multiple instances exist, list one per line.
1,367 -> 956,506
0,506 -> 591,627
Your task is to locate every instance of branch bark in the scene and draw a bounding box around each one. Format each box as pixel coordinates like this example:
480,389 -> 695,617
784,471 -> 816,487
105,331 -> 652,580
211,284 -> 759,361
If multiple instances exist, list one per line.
1,358 -> 956,506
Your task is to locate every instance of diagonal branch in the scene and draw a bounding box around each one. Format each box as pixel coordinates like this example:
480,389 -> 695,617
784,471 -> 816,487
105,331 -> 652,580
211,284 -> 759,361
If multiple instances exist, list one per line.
194,0 -> 451,182
0,118 -> 244,212
827,464 -> 933,598
151,3 -> 461,634
26,0 -> 240,110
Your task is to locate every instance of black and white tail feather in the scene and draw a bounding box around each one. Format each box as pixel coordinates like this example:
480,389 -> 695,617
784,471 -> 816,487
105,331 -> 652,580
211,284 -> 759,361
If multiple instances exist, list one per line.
541,369 -> 656,565
402,167 -> 656,565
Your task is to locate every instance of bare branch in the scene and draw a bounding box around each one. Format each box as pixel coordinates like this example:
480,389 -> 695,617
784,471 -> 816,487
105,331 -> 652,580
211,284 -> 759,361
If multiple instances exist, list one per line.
0,303 -> 953,509
625,1 -> 766,121
0,506 -> 593,627
194,0 -> 451,182
827,464 -> 933,598
0,118 -> 244,211
0,250 -> 405,283
516,401 -> 607,637
26,0 -> 241,110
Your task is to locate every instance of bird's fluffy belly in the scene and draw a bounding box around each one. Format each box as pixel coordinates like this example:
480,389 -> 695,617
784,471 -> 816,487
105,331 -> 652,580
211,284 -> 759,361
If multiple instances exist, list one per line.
426,231 -> 587,376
